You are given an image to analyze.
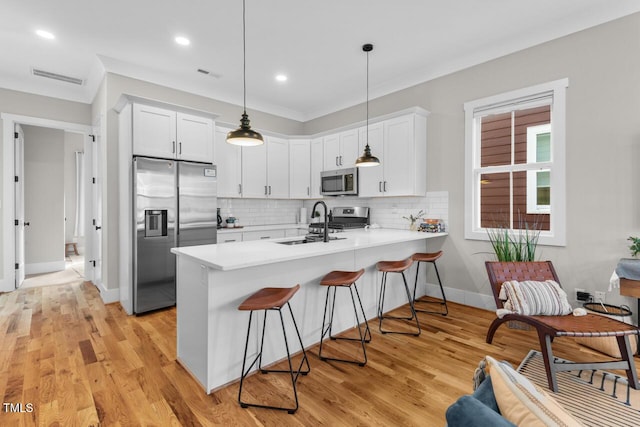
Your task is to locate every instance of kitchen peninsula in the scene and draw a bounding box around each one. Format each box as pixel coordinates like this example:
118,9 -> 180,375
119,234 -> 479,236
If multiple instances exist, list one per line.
170,229 -> 447,393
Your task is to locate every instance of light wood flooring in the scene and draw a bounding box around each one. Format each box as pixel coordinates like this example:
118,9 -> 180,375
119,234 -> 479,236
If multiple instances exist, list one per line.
0,280 -> 637,426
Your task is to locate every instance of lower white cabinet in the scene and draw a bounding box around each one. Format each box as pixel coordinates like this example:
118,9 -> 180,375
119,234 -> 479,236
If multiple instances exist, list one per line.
219,231 -> 243,243
242,230 -> 286,241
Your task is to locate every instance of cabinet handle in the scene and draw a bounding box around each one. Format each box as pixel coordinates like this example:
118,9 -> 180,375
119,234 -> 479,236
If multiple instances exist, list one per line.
383,181 -> 387,192
172,141 -> 176,153
379,181 -> 382,192
179,142 -> 182,154
264,185 -> 268,195
268,185 -> 272,195
307,186 -> 310,196
339,155 -> 343,166
260,236 -> 270,240
224,239 -> 235,243
335,156 -> 339,166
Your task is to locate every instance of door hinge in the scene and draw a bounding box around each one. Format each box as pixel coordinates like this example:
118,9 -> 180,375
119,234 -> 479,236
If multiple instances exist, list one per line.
15,219 -> 19,226
93,219 -> 96,226
14,176 -> 18,182
91,260 -> 96,267
14,132 -> 19,139
15,263 -> 19,270
92,177 -> 96,184
90,134 -> 96,142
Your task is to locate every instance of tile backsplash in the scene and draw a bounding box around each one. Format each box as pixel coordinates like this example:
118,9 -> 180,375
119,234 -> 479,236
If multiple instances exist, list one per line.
219,191 -> 449,230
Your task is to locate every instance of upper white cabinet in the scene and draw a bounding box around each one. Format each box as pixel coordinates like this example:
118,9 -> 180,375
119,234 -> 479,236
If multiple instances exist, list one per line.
215,126 -> 243,197
323,129 -> 359,170
358,113 -> 427,197
242,136 -> 289,198
132,103 -> 214,163
310,137 -> 324,198
289,139 -> 311,198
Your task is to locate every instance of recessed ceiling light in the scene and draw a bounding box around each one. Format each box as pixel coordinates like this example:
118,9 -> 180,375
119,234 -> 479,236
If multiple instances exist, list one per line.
35,29 -> 55,40
175,36 -> 190,46
275,74 -> 288,82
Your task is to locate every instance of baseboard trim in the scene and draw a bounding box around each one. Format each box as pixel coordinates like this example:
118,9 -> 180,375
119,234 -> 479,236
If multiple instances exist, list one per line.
96,282 -> 120,304
422,282 -> 496,311
25,261 -> 66,275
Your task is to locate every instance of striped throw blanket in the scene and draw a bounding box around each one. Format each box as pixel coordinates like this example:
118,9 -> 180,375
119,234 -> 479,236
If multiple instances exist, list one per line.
499,280 -> 573,316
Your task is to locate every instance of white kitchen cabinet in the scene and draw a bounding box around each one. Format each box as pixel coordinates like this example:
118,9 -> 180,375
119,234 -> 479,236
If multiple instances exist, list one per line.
132,103 -> 213,163
242,229 -> 286,241
323,129 -> 359,170
241,136 -> 289,198
358,113 -> 427,197
310,137 -> 324,198
289,139 -> 311,198
357,123 -> 384,197
218,231 -> 243,243
215,126 -> 243,197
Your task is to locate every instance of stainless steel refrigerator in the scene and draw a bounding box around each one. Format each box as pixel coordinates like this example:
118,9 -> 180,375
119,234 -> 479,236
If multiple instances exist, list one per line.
133,156 -> 217,314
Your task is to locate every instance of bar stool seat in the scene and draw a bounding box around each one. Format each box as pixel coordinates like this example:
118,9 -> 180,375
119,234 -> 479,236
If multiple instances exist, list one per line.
376,258 -> 421,336
238,284 -> 310,414
412,251 -> 448,316
319,269 -> 371,366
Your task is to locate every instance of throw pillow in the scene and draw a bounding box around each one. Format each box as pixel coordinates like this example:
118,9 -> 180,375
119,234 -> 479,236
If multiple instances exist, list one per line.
499,280 -> 572,316
486,356 -> 582,426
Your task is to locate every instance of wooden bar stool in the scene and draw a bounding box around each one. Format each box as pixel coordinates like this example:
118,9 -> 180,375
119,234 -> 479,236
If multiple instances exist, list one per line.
376,258 -> 421,336
319,268 -> 371,366
237,284 -> 310,414
412,251 -> 448,316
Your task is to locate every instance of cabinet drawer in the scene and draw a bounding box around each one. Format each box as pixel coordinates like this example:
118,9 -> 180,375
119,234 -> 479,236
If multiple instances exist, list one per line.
218,231 -> 243,243
242,230 -> 286,241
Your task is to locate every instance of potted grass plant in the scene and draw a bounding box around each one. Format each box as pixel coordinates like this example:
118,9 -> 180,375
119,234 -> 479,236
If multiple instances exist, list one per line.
486,215 -> 541,261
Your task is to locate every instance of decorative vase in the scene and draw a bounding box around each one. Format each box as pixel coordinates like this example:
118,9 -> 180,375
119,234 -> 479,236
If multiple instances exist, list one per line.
409,222 -> 418,231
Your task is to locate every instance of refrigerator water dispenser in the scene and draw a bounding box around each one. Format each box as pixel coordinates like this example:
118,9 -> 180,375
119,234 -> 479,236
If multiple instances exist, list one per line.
145,210 -> 167,237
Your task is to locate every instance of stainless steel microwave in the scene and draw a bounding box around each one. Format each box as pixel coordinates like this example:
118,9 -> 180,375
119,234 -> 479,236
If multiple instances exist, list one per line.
321,167 -> 358,196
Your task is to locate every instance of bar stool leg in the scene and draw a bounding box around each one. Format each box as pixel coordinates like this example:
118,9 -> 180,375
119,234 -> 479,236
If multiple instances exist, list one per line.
238,303 -> 310,414
412,261 -> 448,316
378,271 -> 421,336
319,283 -> 371,366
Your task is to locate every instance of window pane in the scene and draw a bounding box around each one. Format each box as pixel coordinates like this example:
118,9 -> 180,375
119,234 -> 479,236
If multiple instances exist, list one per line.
514,106 -> 550,164
514,171 -> 550,230
536,133 -> 551,162
480,113 -> 511,167
480,172 -> 510,228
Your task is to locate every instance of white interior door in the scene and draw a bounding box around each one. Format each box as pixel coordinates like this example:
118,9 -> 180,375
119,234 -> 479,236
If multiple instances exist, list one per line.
91,133 -> 103,286
14,124 -> 25,288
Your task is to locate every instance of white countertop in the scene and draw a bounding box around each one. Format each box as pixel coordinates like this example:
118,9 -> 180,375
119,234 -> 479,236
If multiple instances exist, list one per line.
171,229 -> 447,271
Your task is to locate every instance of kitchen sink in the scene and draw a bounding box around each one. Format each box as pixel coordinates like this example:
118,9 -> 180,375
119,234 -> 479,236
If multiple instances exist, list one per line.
276,236 -> 346,245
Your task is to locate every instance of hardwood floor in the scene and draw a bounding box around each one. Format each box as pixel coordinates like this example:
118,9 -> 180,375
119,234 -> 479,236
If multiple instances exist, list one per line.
0,281 -> 636,426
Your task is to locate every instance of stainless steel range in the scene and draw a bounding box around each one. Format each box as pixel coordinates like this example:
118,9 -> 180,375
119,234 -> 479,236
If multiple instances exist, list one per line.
308,206 -> 370,235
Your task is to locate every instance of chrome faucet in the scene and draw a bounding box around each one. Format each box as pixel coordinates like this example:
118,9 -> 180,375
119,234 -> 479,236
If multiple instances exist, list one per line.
311,201 -> 329,242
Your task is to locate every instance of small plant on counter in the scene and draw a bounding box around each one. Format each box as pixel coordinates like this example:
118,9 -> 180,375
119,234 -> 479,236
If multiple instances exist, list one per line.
628,236 -> 640,257
403,210 -> 426,230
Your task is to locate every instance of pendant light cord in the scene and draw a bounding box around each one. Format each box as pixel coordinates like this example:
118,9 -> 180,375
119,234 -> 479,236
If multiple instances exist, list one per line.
366,47 -> 370,148
242,0 -> 247,115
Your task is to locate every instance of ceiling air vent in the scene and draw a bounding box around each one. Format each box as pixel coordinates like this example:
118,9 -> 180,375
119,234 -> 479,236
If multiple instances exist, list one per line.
32,68 -> 84,85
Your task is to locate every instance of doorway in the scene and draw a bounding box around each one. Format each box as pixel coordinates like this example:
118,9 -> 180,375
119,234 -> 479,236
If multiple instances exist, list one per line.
18,124 -> 86,288
1,113 -> 96,293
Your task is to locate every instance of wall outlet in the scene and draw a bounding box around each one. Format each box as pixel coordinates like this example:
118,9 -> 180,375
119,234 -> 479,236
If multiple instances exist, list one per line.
594,291 -> 606,303
575,288 -> 590,302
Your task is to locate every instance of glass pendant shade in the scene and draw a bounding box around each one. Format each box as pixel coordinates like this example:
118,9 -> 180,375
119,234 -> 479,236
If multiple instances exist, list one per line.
227,112 -> 263,146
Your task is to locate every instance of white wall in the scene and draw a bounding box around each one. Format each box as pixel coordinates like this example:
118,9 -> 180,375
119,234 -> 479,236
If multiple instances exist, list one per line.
22,125 -> 65,273
64,132 -> 85,251
304,13 -> 640,314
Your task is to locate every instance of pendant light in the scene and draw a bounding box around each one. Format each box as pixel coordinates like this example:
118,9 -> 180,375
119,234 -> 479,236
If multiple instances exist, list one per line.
227,0 -> 263,146
356,43 -> 380,167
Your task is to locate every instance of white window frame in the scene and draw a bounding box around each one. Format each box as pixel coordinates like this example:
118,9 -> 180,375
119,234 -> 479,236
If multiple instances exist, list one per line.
464,78 -> 568,246
526,124 -> 551,214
